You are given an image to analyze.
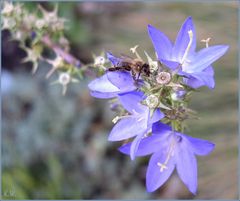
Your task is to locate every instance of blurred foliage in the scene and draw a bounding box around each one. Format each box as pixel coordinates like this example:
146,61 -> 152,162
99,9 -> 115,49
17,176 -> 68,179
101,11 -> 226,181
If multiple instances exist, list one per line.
1,1 -> 238,200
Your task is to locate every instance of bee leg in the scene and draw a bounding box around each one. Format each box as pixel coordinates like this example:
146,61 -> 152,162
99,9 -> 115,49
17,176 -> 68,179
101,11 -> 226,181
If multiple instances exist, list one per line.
136,65 -> 143,80
131,71 -> 137,81
108,67 -> 124,71
108,68 -> 117,71
131,71 -> 140,87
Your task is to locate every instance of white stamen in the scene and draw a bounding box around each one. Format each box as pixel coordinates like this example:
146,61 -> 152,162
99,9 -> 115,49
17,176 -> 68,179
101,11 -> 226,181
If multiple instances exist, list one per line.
144,51 -> 158,73
112,116 -> 120,124
181,30 -> 193,64
137,117 -> 144,122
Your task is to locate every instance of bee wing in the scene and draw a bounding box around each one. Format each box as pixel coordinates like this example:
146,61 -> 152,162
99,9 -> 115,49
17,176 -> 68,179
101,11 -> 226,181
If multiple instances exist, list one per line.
107,52 -> 123,66
120,54 -> 134,61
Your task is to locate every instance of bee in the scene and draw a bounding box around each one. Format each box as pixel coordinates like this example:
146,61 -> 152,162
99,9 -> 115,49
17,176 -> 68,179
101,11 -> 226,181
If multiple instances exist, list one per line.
108,54 -> 150,81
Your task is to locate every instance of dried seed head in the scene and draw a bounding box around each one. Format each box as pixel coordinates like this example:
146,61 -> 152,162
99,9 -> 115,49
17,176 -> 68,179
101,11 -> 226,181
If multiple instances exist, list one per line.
59,73 -> 71,86
36,19 -> 46,29
2,18 -> 16,29
2,2 -> 14,15
146,95 -> 159,108
156,72 -> 171,85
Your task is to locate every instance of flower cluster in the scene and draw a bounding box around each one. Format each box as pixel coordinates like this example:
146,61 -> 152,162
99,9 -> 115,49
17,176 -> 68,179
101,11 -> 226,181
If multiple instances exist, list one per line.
2,1 -> 229,195
1,1 -> 81,95
88,17 -> 228,194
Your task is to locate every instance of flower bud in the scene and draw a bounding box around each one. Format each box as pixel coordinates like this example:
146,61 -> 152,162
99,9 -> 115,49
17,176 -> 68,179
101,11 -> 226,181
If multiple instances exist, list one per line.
94,56 -> 105,66
156,72 -> 171,85
171,90 -> 186,101
146,95 -> 159,108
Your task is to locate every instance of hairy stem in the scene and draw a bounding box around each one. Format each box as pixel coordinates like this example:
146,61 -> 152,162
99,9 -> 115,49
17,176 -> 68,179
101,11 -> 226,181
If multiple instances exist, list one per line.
41,35 -> 81,67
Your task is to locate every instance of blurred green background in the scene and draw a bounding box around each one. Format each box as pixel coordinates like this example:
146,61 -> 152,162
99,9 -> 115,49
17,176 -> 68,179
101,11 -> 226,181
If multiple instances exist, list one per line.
1,1 -> 238,199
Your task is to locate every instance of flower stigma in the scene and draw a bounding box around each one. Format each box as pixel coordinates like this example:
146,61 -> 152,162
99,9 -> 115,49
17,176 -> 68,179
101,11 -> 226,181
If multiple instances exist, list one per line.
201,37 -> 211,48
130,45 -> 141,60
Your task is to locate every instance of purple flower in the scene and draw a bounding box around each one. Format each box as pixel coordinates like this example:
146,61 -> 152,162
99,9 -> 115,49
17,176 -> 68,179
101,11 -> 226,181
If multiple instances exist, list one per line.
88,53 -> 136,99
119,122 -> 215,194
171,89 -> 186,101
148,16 -> 229,89
109,91 -> 164,160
